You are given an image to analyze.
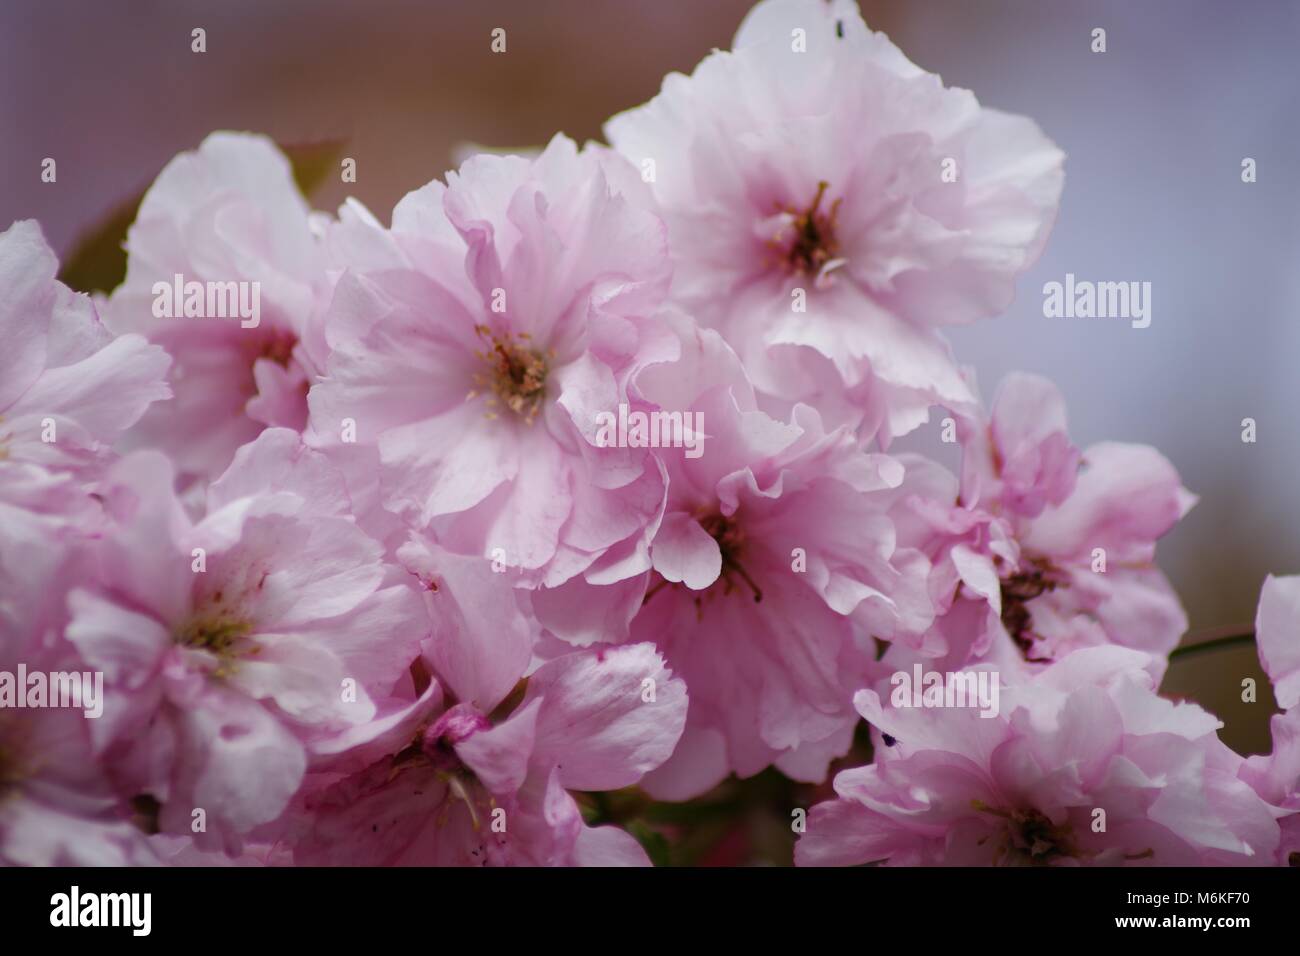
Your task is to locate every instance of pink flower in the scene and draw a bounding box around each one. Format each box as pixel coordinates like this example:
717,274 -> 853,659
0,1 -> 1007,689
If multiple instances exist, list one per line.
1243,707 -> 1300,866
0,218 -> 170,644
105,133 -> 332,484
1241,575 -> 1300,864
797,647 -> 1280,866
620,319 -> 932,798
308,135 -> 675,608
285,538 -> 687,865
1,562 -> 156,866
980,375 -> 1193,666
1252,574 -> 1300,712
605,0 -> 1064,443
0,463 -> 103,645
146,834 -> 290,867
0,220 -> 170,478
872,451 -> 1020,668
884,373 -> 1193,676
64,429 -> 424,852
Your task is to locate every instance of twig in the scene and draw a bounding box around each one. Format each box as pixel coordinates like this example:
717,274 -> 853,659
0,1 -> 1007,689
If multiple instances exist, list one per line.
1169,627 -> 1255,661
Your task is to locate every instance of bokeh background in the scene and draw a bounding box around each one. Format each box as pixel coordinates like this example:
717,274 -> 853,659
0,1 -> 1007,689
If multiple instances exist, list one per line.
4,0 -> 1298,764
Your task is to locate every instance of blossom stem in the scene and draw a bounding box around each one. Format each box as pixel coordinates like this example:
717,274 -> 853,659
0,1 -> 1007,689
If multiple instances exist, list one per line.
1168,628 -> 1255,661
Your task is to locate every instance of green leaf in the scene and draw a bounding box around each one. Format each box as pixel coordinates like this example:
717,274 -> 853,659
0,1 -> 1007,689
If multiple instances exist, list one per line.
56,193 -> 144,297
626,820 -> 674,868
281,138 -> 347,199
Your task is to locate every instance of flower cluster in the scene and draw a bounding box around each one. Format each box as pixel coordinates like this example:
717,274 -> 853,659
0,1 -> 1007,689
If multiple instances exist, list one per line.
1,0 -> 1295,866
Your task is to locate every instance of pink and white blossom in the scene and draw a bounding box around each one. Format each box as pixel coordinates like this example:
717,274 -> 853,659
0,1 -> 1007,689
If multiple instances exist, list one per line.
0,0 -> 1282,872
0,523 -> 157,866
881,373 -> 1193,679
797,647 -> 1280,866
0,218 -> 170,644
64,430 -> 424,852
620,319 -> 932,797
308,135 -> 676,607
0,219 -> 170,479
105,133 -> 333,484
1242,575 -> 1300,864
606,0 -> 1064,443
285,537 -> 687,865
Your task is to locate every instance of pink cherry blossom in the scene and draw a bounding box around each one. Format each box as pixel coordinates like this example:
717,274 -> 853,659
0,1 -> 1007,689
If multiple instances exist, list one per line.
285,538 -> 687,865
605,0 -> 1064,444
63,430 -> 424,852
1252,573 -> 1300,712
1241,575 -> 1300,864
0,519 -> 156,865
0,463 -> 102,645
617,318 -> 932,798
882,373 -> 1193,678
308,135 -> 676,606
797,647 -> 1280,866
3,0 -> 1287,872
0,218 -> 170,645
0,633 -> 157,866
105,133 -> 332,484
979,374 -> 1193,667
0,219 -> 170,479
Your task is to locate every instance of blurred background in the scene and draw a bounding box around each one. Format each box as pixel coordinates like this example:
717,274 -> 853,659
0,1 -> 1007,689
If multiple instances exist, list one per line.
3,0 -> 1297,784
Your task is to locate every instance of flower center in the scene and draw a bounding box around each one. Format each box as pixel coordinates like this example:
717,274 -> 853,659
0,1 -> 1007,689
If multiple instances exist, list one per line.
769,181 -> 843,277
697,509 -> 763,603
999,558 -> 1062,660
973,801 -> 1080,865
1005,808 -> 1079,864
421,704 -> 492,774
642,509 -> 765,607
471,325 -> 549,424
175,612 -> 257,678
256,328 -> 298,369
405,708 -> 508,859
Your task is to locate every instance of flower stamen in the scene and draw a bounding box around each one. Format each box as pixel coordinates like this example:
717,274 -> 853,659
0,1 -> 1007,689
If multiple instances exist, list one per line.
698,509 -> 763,603
999,557 -> 1064,660
471,325 -> 550,424
973,800 -> 1083,865
769,180 -> 843,278
175,614 -> 257,678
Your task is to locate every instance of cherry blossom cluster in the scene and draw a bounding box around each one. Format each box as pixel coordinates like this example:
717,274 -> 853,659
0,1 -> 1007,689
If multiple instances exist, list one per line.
2,0 -> 1295,866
